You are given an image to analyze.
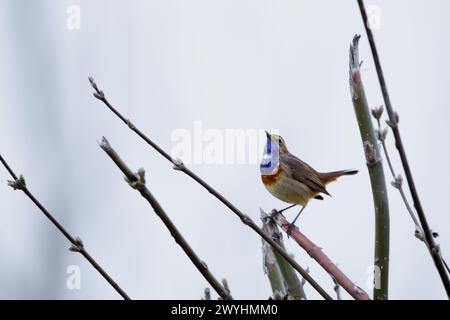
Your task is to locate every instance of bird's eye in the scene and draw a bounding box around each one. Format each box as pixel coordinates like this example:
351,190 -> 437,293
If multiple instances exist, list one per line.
278,138 -> 283,145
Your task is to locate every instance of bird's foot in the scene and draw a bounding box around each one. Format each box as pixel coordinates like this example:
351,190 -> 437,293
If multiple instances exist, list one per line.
270,204 -> 297,218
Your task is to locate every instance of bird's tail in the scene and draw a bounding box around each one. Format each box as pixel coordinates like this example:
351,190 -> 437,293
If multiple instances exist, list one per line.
319,169 -> 358,184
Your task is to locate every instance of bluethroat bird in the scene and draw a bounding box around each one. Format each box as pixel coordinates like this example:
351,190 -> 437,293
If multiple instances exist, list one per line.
260,131 -> 357,232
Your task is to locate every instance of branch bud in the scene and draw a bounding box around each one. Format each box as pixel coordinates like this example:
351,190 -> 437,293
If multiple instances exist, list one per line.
363,141 -> 378,164
7,175 -> 26,190
391,174 -> 403,189
386,112 -> 399,128
93,91 -> 105,100
69,236 -> 84,252
173,158 -> 185,171
371,105 -> 384,120
414,226 -> 425,242
376,128 -> 388,142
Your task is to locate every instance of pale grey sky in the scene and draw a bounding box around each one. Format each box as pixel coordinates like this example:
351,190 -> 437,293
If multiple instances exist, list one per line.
0,0 -> 449,299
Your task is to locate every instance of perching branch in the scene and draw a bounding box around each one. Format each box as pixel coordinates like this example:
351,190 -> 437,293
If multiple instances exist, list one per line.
349,35 -> 390,300
357,0 -> 450,297
89,77 -> 333,300
0,154 -> 131,300
99,137 -> 232,300
261,210 -> 306,300
271,210 -> 371,300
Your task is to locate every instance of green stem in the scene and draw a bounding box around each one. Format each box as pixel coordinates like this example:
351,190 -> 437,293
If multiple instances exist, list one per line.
349,35 -> 390,300
261,210 -> 306,300
263,240 -> 287,298
273,246 -> 306,299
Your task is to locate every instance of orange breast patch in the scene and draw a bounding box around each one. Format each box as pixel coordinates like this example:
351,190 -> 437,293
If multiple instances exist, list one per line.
261,164 -> 283,186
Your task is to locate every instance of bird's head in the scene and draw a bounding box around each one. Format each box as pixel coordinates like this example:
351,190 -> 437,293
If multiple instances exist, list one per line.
260,131 -> 288,175
265,131 -> 289,154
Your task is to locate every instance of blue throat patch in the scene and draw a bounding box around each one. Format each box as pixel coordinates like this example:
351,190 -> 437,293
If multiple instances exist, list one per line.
260,136 -> 279,175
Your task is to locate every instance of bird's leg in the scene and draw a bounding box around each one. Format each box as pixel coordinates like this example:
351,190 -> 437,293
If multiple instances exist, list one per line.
286,204 -> 307,236
271,204 -> 297,217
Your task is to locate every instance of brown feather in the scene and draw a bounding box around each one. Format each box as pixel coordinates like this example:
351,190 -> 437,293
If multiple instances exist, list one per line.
280,152 -> 331,196
319,169 -> 358,184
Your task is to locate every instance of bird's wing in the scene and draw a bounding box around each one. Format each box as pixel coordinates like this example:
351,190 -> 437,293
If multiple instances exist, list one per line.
280,153 -> 330,196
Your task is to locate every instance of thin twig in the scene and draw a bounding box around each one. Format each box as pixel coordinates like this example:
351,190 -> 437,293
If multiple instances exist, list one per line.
372,108 -> 422,234
373,109 -> 450,275
271,210 -> 371,300
99,137 -> 232,300
0,154 -> 131,300
357,0 -> 450,296
349,35 -> 390,300
89,77 -> 333,300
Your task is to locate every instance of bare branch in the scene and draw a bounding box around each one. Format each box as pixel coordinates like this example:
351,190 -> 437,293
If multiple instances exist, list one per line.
373,105 -> 450,278
372,108 -> 423,237
0,154 -> 131,300
99,137 -> 232,300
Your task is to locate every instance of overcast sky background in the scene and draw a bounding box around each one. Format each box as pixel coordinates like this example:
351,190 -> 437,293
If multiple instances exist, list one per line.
1,0 -> 449,299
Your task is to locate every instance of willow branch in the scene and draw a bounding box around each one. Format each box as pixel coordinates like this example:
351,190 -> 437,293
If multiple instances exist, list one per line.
375,109 -> 450,276
357,0 -> 450,296
89,77 -> 333,300
372,107 -> 423,237
374,109 -> 450,275
271,210 -> 370,300
261,210 -> 306,300
99,137 -> 232,300
349,35 -> 390,300
0,154 -> 130,300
